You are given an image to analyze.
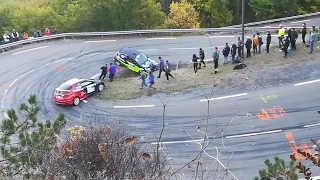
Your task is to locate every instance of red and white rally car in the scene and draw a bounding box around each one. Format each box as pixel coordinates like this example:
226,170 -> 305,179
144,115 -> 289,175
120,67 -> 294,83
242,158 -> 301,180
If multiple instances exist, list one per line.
53,78 -> 105,106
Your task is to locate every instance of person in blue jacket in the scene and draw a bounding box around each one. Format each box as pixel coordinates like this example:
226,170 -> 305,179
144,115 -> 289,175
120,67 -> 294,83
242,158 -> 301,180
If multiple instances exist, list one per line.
157,57 -> 165,78
148,72 -> 155,88
107,63 -> 120,82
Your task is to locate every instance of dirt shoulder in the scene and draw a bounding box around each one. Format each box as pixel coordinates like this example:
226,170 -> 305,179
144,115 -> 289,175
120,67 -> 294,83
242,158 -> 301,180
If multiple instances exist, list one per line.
96,43 -> 320,101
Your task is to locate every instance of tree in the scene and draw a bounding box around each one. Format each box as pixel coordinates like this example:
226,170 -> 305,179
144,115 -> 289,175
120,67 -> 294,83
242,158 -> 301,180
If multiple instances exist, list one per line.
164,0 -> 200,29
0,94 -> 66,179
192,0 -> 233,28
137,0 -> 166,29
39,123 -> 170,179
249,0 -> 299,20
254,157 -> 298,180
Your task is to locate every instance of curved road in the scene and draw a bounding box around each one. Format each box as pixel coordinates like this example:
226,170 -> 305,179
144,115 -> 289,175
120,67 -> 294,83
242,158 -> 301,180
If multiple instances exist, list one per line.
0,34 -> 320,179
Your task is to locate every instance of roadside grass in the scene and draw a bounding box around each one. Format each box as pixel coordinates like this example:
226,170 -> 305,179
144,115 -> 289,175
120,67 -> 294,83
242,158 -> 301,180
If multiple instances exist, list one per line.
96,43 -> 320,101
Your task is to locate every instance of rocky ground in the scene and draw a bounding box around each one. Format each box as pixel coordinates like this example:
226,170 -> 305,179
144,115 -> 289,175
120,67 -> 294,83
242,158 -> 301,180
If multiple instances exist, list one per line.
96,43 -> 320,101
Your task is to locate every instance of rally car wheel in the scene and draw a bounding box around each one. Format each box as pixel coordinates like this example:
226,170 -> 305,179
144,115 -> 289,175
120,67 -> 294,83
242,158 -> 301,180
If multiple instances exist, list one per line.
98,84 -> 104,92
73,97 -> 80,106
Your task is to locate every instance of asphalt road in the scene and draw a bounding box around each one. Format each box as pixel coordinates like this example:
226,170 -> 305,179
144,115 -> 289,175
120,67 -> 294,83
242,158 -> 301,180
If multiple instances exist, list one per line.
0,33 -> 319,179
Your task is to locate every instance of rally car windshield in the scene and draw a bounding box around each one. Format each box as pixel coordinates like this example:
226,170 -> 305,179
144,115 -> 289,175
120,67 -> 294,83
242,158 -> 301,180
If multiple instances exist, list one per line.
59,84 -> 72,90
136,54 -> 148,65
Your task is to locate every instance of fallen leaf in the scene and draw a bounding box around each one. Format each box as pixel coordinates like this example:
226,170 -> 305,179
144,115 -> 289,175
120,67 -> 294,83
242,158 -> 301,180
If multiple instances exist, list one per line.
139,153 -> 151,160
100,127 -> 111,135
124,136 -> 137,145
98,144 -> 107,161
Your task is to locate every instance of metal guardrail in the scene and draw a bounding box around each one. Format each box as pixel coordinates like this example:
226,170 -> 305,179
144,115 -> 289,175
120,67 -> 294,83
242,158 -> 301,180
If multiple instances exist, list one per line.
0,26 -> 314,50
228,12 -> 320,28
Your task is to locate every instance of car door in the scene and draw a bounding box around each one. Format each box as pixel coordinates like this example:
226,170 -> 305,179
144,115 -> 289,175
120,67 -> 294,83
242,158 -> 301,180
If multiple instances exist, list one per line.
80,81 -> 96,95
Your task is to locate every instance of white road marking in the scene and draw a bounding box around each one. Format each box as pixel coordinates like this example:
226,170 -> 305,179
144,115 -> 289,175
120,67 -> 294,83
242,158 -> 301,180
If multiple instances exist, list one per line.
294,79 -> 320,86
41,63 -> 53,68
208,46 -> 224,48
138,49 -> 158,52
169,47 -> 199,50
12,46 -> 49,55
225,130 -> 283,139
84,40 -> 116,43
303,123 -> 320,128
146,37 -> 176,40
3,112 -> 9,119
151,139 -> 204,145
91,73 -> 101,79
200,93 -> 248,102
82,100 -> 88,103
9,79 -> 18,87
114,105 -> 155,108
205,36 -> 235,38
52,58 -> 73,63
291,19 -> 311,24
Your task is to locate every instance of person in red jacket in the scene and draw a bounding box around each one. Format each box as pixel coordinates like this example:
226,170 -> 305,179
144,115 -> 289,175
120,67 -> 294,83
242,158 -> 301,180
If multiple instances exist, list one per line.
45,28 -> 51,36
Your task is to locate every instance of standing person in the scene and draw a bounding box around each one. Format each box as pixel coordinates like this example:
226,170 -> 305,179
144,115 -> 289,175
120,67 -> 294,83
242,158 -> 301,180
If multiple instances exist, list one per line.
287,27 -> 292,44
302,23 -> 307,44
157,57 -> 165,78
237,37 -> 243,58
212,47 -> 219,74
245,36 -> 252,57
257,33 -> 263,53
192,54 -> 199,73
231,42 -> 237,63
11,29 -> 19,42
278,24 -> 285,48
282,36 -> 290,58
107,63 -> 120,82
148,72 -> 155,88
290,28 -> 298,51
3,33 -> 11,44
309,29 -> 316,54
99,64 -> 108,80
222,43 -> 230,64
317,26 -> 320,42
164,60 -> 174,80
252,34 -> 258,54
198,48 -> 206,68
266,31 -> 271,54
138,70 -> 148,89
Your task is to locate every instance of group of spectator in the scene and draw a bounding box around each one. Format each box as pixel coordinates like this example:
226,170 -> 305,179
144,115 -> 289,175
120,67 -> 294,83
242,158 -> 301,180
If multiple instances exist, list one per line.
0,27 -> 59,45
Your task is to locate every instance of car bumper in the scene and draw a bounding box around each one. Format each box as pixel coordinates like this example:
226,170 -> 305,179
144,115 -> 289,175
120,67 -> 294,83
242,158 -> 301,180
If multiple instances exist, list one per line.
53,96 -> 73,105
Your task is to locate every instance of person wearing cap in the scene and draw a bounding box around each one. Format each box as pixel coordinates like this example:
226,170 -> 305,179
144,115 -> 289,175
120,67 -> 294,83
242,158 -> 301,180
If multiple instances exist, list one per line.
302,23 -> 307,44
245,36 -> 252,57
231,42 -> 237,63
198,48 -> 206,68
212,47 -> 219,74
278,24 -> 285,48
266,31 -> 271,54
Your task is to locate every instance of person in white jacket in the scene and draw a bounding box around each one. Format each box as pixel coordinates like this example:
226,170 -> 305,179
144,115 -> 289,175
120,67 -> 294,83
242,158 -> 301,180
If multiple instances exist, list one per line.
3,33 -> 11,44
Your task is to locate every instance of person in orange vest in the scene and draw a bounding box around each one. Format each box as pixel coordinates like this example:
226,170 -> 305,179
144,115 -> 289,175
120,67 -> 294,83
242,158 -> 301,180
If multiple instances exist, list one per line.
252,34 -> 259,54
22,32 -> 29,40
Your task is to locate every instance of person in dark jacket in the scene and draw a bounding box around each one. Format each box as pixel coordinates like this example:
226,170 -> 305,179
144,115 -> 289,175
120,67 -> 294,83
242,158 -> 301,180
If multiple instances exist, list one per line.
164,60 -> 174,80
245,36 -> 252,57
107,63 -> 120,82
99,64 -> 108,80
212,47 -> 219,74
257,33 -> 263,53
282,36 -> 290,58
198,48 -> 206,68
237,37 -> 243,58
231,42 -> 237,63
192,54 -> 199,73
302,23 -> 307,44
222,43 -> 230,64
266,31 -> 271,54
287,27 -> 292,44
290,28 -> 298,50
157,57 -> 165,78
